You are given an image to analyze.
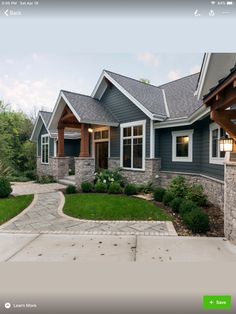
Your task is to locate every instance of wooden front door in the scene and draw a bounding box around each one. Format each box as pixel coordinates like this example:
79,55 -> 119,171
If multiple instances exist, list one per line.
95,141 -> 108,170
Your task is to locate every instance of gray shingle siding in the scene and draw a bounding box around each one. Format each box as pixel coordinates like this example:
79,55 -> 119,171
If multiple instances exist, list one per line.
155,116 -> 224,181
100,84 -> 150,157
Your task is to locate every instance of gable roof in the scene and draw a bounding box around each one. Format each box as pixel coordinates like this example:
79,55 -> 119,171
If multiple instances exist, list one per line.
92,70 -> 203,121
40,111 -> 52,126
158,73 -> 202,119
104,70 -> 167,118
61,90 -> 118,126
30,111 -> 52,141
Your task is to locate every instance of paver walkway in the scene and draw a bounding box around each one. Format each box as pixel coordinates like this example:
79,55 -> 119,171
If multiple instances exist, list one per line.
0,191 -> 177,236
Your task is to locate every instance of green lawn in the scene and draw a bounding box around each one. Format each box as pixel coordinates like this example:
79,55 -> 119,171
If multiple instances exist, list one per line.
63,194 -> 171,221
0,195 -> 34,225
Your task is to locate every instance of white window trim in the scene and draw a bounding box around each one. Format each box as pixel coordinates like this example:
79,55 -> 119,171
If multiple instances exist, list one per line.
41,134 -> 49,164
209,122 -> 225,165
92,126 -> 110,158
172,130 -> 193,162
120,120 -> 146,171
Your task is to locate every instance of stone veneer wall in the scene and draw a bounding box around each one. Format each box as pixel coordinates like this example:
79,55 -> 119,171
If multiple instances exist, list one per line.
159,171 -> 224,210
37,157 -> 70,179
75,157 -> 95,189
224,161 -> 236,242
108,158 -> 161,185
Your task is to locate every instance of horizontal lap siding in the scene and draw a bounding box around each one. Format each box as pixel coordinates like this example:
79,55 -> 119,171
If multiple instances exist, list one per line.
100,85 -> 150,157
155,116 -> 224,181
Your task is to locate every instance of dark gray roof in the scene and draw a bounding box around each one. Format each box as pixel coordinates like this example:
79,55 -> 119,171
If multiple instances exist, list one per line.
62,90 -> 118,125
105,70 -> 167,117
39,111 -> 52,126
159,73 -> 203,119
105,70 -> 203,120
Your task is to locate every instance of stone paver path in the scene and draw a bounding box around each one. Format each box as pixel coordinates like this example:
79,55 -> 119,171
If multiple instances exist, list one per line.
11,181 -> 66,196
0,191 -> 177,236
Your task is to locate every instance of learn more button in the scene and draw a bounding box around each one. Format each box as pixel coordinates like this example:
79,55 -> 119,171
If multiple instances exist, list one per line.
203,295 -> 232,310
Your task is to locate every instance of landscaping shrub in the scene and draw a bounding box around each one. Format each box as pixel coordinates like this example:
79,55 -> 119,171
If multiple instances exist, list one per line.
108,182 -> 122,194
179,199 -> 199,217
24,170 -> 37,180
185,184 -> 208,207
95,169 -> 126,188
183,208 -> 210,233
95,182 -> 107,193
36,175 -> 56,184
81,181 -> 93,193
66,185 -> 77,194
0,176 -> 12,198
163,191 -> 175,206
170,197 -> 183,213
153,187 -> 166,202
124,184 -> 137,196
137,182 -> 154,194
169,176 -> 189,198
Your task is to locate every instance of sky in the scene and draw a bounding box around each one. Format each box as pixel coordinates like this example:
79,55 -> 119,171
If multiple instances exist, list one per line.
0,53 -> 203,115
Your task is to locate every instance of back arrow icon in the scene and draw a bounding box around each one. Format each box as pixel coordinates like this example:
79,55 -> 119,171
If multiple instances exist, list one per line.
4,9 -> 9,17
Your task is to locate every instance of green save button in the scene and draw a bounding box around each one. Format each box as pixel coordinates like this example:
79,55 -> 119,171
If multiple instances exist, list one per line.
203,295 -> 232,310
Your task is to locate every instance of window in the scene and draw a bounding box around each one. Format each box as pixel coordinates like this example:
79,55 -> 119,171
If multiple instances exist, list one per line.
209,123 -> 226,164
172,130 -> 193,162
41,135 -> 49,164
120,120 -> 146,170
94,129 -> 109,141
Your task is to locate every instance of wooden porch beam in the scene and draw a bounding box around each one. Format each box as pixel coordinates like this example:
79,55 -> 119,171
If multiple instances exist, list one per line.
58,127 -> 65,157
207,86 -> 236,111
222,109 -> 236,120
79,123 -> 90,157
61,113 -> 75,122
211,110 -> 236,141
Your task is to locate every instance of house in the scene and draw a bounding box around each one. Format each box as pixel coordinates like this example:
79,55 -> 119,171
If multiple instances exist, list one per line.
196,52 -> 236,242
31,65 -> 230,209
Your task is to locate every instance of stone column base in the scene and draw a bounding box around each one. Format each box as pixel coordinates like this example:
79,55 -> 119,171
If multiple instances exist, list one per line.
37,157 -> 70,180
75,157 -> 95,189
224,160 -> 236,242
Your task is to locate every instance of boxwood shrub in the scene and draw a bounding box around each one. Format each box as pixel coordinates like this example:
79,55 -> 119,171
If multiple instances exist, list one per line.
183,208 -> 210,233
66,185 -> 77,194
124,184 -> 137,196
179,200 -> 200,217
169,176 -> 189,198
153,187 -> 166,202
163,191 -> 175,206
95,182 -> 107,193
108,182 -> 122,194
81,181 -> 93,193
0,176 -> 12,198
170,197 -> 183,213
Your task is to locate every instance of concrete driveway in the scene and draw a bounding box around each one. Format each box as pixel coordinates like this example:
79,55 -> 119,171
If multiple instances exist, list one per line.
1,233 -> 236,262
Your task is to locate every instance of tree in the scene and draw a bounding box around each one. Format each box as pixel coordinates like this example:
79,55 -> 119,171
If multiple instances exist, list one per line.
0,100 -> 36,175
140,78 -> 150,84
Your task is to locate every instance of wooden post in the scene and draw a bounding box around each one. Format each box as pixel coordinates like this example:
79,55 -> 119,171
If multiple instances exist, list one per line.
80,123 -> 90,157
58,127 -> 65,157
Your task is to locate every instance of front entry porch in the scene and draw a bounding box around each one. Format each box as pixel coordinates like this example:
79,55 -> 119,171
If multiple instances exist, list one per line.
55,105 -> 111,188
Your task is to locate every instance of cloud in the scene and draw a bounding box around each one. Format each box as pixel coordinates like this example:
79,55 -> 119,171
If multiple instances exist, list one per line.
137,53 -> 160,67
190,65 -> 201,74
0,77 -> 55,115
167,70 -> 181,81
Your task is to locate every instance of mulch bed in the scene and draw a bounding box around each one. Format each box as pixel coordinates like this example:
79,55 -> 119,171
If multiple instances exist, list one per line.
154,201 -> 224,237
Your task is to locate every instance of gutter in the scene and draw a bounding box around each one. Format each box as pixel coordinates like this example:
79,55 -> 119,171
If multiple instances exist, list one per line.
154,106 -> 210,129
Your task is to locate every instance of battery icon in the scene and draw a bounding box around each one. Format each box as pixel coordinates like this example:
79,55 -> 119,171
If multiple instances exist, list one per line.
227,1 -> 233,4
